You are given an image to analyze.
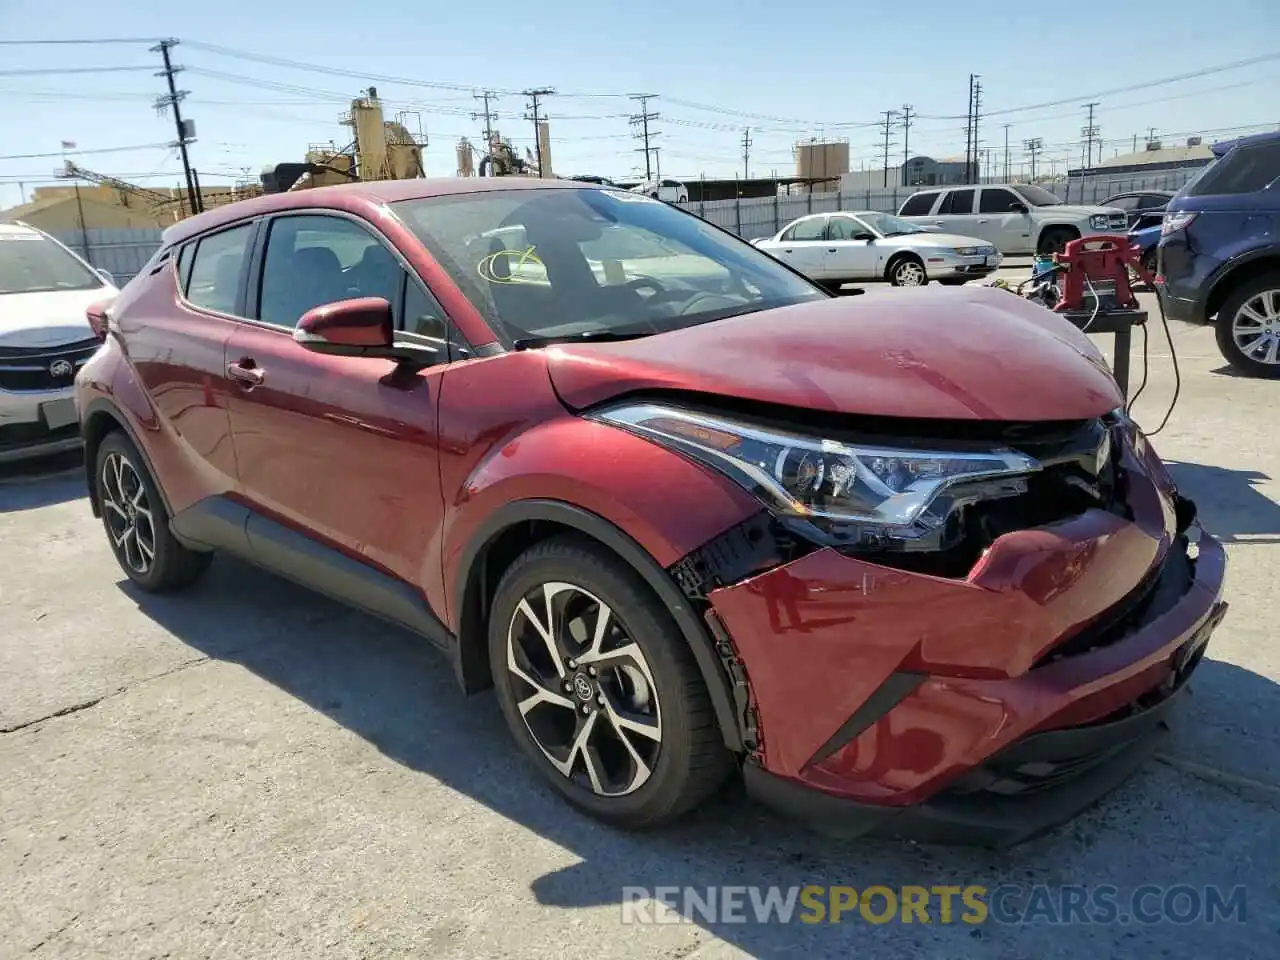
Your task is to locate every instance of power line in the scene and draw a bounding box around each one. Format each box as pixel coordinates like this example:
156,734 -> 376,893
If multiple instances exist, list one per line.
0,65 -> 156,76
629,94 -> 660,180
0,37 -> 162,45
0,142 -> 177,161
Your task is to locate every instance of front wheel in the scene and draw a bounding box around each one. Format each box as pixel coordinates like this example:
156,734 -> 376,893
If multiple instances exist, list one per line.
488,535 -> 732,828
1037,227 -> 1078,257
888,256 -> 927,287
1214,273 -> 1280,378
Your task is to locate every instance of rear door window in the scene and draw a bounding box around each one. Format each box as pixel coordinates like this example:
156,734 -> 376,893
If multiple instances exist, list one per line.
185,224 -> 254,315
939,189 -> 975,215
1187,142 -> 1280,196
789,218 -> 827,241
899,192 -> 938,216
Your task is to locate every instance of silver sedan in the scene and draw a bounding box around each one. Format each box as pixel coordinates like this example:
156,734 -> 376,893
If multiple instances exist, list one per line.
752,211 -> 1003,288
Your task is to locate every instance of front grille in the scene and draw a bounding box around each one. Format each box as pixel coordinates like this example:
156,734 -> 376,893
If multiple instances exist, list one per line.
0,338 -> 99,392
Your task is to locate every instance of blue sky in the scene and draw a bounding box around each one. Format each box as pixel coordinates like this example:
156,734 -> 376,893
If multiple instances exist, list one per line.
2,0 -> 1278,208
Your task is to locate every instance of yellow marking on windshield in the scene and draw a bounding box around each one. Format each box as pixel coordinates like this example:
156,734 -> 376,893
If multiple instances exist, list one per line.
477,245 -> 546,284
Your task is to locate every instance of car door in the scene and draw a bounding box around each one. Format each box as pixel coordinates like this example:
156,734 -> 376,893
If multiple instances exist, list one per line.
770,216 -> 829,278
975,187 -> 1032,251
223,211 -> 457,612
119,221 -> 256,502
928,188 -> 977,236
824,215 -> 881,279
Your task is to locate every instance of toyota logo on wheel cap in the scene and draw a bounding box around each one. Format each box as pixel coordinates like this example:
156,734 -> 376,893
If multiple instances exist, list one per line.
572,674 -> 594,701
49,359 -> 74,378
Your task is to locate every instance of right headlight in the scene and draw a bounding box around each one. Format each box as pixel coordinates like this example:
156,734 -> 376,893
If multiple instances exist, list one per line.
592,403 -> 1041,546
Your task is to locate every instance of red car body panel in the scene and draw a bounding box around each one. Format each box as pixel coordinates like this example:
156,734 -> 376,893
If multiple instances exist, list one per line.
73,178 -> 1229,846
546,289 -> 1123,420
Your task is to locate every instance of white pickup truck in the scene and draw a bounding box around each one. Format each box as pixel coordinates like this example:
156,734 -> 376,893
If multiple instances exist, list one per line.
896,183 -> 1129,256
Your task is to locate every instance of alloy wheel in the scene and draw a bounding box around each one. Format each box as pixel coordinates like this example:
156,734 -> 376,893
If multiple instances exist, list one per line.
505,581 -> 662,797
895,261 -> 926,286
101,451 -> 156,575
1231,288 -> 1280,366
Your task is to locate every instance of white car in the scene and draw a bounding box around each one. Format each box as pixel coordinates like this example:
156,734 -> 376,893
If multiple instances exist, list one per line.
896,183 -> 1129,256
0,222 -> 118,463
751,211 -> 1002,288
629,179 -> 689,203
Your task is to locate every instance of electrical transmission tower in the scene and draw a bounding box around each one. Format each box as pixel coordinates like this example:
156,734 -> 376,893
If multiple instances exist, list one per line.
1024,137 -> 1043,180
1081,102 -> 1100,167
472,90 -> 498,147
629,94 -> 660,180
740,127 -> 752,180
522,88 -> 554,177
151,38 -> 200,216
900,105 -> 914,185
880,110 -> 899,187
970,78 -> 984,182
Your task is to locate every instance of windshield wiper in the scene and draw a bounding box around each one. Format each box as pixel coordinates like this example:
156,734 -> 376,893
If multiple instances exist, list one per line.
512,330 -> 654,350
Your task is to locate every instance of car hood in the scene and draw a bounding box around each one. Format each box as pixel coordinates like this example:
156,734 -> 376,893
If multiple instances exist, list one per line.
0,286 -> 116,348
1046,204 -> 1123,217
544,286 -> 1122,421
892,232 -> 995,249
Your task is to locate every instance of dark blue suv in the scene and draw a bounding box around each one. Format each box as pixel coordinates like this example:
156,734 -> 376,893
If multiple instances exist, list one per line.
1158,131 -> 1280,377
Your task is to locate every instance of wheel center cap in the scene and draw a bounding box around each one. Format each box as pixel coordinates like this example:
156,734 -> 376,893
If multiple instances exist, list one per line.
571,673 -> 594,702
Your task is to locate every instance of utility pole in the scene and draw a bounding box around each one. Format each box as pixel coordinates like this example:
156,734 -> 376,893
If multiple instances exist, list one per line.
151,38 -> 200,216
880,110 -> 899,187
900,105 -> 913,186
740,127 -> 752,180
1003,124 -> 1011,181
965,75 -> 975,184
1146,126 -> 1158,147
971,78 -> 983,182
1082,101 -> 1100,167
629,94 -> 660,181
1024,137 -> 1043,181
472,90 -> 498,147
522,87 -> 554,177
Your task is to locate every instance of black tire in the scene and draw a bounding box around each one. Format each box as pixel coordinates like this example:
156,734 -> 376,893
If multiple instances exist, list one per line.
95,431 -> 212,592
488,534 -> 732,828
1213,272 -> 1280,378
937,277 -> 970,286
1037,227 -> 1078,257
887,255 -> 927,287
1141,247 -> 1157,279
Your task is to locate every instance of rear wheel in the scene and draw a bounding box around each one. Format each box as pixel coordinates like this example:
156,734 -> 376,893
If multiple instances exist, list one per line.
1214,272 -> 1280,378
888,255 -> 927,287
1037,227 -> 1078,257
488,535 -> 732,828
95,431 -> 212,592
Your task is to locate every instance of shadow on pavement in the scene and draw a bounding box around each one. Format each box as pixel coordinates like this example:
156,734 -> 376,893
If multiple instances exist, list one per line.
1165,460 -> 1280,544
0,451 -> 86,513
117,550 -> 1280,957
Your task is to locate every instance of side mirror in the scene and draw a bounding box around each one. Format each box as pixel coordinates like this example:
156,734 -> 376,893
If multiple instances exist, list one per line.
86,300 -> 112,341
95,268 -> 115,286
854,233 -> 877,242
294,297 -> 441,367
1010,202 -> 1029,214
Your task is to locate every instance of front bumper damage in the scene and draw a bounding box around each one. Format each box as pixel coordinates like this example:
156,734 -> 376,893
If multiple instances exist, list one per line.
684,426 -> 1228,847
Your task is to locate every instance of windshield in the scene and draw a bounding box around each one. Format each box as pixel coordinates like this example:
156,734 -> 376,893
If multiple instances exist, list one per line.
394,188 -> 826,345
0,231 -> 103,295
855,212 -> 928,236
1012,184 -> 1063,207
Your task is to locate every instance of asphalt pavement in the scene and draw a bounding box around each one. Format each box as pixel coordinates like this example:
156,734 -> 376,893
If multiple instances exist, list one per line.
2,270 -> 1278,958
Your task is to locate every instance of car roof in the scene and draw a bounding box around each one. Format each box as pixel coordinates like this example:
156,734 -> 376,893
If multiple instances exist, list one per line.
0,221 -> 43,237
160,176 -> 590,247
1211,129 -> 1280,157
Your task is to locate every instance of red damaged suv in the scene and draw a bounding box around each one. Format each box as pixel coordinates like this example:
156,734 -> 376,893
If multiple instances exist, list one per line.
76,179 -> 1227,846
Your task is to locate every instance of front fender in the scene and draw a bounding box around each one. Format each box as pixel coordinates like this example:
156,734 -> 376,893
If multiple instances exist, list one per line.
440,415 -> 760,628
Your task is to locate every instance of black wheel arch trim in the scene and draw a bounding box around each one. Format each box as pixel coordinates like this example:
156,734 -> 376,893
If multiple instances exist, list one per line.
79,397 -> 175,521
454,498 -> 747,753
1206,247 -> 1280,320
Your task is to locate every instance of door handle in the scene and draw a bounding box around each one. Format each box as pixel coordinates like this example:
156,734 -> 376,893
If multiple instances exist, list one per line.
976,218 -> 990,223
783,248 -> 793,253
226,360 -> 265,386
827,248 -> 838,253
933,221 -> 945,226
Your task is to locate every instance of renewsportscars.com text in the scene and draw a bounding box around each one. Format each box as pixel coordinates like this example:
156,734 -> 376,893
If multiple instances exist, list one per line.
620,884 -> 1247,926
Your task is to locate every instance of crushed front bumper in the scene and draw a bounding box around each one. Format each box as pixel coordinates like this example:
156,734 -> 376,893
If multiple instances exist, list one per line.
705,440 -> 1227,846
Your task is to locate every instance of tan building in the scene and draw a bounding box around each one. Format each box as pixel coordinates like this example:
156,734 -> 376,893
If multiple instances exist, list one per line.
0,191 -> 166,232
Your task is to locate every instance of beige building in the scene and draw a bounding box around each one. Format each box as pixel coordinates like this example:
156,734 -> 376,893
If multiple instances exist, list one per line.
0,191 -> 165,232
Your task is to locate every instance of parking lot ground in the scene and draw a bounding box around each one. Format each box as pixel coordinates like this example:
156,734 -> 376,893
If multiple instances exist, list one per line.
2,282 -> 1279,958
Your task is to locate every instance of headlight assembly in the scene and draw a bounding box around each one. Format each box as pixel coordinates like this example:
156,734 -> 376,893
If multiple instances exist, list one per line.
592,403 -> 1041,548
953,246 -> 980,256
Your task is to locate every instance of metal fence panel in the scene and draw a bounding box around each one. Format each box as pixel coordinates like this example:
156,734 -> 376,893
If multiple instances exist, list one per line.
53,227 -> 164,285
